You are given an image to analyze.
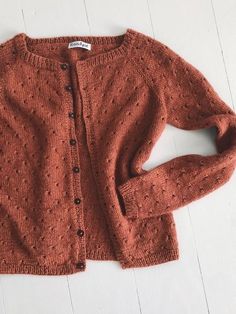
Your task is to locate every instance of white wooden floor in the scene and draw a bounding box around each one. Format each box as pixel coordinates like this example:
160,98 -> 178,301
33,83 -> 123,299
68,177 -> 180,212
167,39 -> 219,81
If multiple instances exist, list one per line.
0,1 -> 236,313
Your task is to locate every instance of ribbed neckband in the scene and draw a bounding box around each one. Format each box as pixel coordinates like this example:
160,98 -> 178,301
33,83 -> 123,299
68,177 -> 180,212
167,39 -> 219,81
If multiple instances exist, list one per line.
14,28 -> 137,71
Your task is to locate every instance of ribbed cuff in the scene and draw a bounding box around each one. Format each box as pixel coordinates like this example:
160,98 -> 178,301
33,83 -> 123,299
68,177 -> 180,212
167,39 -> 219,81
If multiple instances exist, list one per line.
117,181 -> 139,219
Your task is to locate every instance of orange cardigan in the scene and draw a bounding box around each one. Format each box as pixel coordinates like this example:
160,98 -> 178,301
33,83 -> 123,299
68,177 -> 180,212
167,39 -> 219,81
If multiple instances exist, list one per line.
0,28 -> 235,275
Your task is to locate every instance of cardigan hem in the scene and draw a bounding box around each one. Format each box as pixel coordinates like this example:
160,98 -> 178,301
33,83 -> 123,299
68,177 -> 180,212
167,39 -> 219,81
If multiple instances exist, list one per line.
86,249 -> 117,260
0,248 -> 179,275
119,248 -> 180,269
0,263 -> 84,276
86,246 -> 180,269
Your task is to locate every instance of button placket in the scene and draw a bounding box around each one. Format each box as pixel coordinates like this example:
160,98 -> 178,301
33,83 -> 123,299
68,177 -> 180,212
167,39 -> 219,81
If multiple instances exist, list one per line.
60,62 -> 86,271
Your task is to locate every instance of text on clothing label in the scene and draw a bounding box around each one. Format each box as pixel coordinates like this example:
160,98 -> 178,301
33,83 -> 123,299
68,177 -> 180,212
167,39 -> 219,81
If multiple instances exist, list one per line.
68,41 -> 91,50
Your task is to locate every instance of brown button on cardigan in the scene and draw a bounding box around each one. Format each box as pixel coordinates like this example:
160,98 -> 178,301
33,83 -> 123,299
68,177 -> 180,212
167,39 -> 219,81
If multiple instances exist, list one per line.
0,28 -> 235,276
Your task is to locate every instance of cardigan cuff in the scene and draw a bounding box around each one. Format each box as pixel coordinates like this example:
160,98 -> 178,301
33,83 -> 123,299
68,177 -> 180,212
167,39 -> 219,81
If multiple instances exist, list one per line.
117,175 -> 182,219
117,181 -> 140,219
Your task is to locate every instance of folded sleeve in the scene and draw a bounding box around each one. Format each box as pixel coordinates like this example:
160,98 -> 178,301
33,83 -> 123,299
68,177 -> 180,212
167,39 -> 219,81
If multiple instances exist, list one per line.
117,37 -> 236,219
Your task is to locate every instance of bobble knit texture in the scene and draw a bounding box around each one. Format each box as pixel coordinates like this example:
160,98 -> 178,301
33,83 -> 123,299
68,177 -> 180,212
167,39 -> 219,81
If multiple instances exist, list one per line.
0,28 -> 235,275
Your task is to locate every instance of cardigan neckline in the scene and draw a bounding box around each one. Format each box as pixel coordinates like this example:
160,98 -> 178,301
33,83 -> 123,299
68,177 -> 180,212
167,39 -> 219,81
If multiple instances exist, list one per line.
14,28 -> 137,70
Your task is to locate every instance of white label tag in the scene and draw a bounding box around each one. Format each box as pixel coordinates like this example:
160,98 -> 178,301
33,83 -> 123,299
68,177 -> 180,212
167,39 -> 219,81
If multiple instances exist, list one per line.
68,40 -> 91,50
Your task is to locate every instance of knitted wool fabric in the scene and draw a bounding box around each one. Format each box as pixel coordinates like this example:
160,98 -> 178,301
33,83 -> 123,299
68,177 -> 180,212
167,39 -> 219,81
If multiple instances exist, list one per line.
0,28 -> 235,275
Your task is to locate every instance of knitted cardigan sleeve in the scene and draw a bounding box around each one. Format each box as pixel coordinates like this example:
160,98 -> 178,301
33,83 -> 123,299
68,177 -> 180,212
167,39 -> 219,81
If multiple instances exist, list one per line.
117,37 -> 236,219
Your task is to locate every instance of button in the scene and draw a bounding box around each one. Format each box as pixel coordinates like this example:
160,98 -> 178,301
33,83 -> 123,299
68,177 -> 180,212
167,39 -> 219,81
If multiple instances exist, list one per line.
76,262 -> 85,270
65,85 -> 73,92
77,229 -> 84,237
68,112 -> 75,118
70,139 -> 77,145
60,63 -> 68,70
74,198 -> 81,204
73,166 -> 80,173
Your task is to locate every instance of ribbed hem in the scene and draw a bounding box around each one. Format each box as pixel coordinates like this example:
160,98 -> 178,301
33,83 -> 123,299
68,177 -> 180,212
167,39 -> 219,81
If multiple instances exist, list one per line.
86,244 -> 179,269
13,28 -> 138,70
119,248 -> 179,269
86,249 -> 117,261
0,262 -> 84,276
0,248 -> 179,275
